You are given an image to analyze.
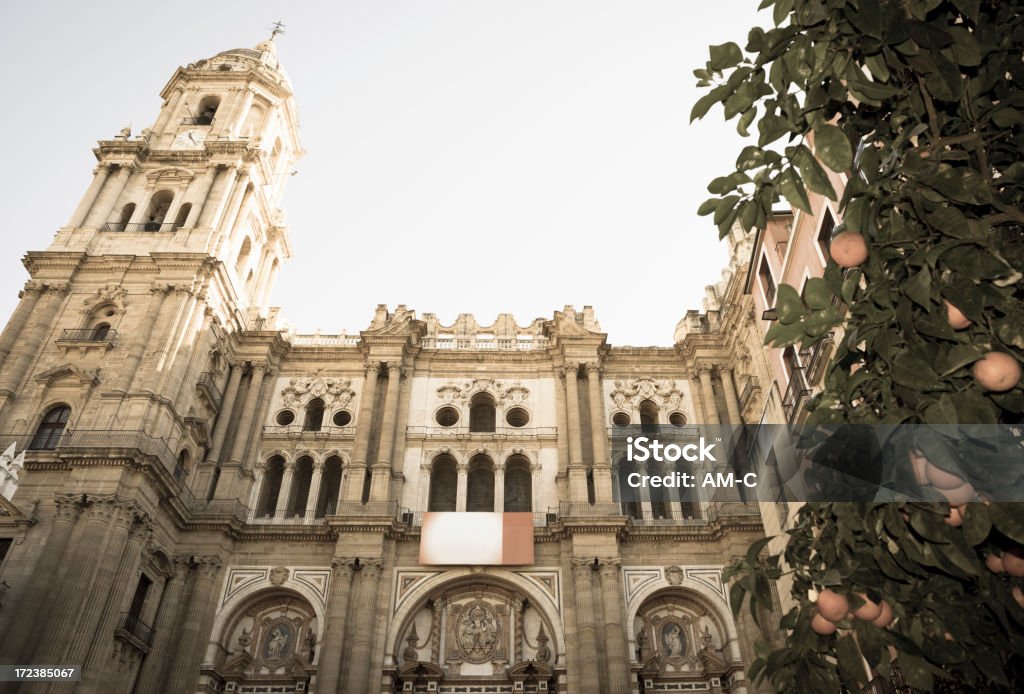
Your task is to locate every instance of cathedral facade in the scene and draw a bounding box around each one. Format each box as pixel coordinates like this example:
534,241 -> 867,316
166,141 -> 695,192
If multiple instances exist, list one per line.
0,40 -> 783,694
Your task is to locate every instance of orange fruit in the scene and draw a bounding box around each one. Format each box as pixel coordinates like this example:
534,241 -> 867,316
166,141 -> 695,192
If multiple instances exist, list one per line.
925,461 -> 964,490
909,451 -> 929,485
871,601 -> 894,628
830,231 -> 869,268
944,300 -> 972,330
816,588 -> 849,622
811,612 -> 838,635
1003,548 -> 1024,577
943,506 -> 963,527
972,352 -> 1022,393
852,593 -> 883,621
984,553 -> 1005,574
940,481 -> 976,506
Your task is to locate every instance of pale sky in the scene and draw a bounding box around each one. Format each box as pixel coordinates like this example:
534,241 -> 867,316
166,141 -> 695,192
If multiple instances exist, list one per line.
1,1 -> 765,347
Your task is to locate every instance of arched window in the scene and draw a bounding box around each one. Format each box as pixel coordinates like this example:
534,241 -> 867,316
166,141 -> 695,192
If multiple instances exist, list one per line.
428,455 -> 458,512
143,190 -> 174,230
173,202 -> 192,229
316,456 -> 342,517
256,456 -> 285,517
303,398 -> 325,432
649,461 -> 673,520
287,456 -> 314,517
236,237 -> 252,274
89,323 -> 111,341
196,95 -> 220,125
639,399 -> 660,435
617,457 -> 642,520
466,455 -> 495,512
118,203 -> 136,229
469,393 -> 496,433
30,405 -> 71,450
176,449 -> 191,482
504,455 -> 532,512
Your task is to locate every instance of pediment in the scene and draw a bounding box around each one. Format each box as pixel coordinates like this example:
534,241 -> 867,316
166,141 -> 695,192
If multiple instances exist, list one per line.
34,363 -> 99,387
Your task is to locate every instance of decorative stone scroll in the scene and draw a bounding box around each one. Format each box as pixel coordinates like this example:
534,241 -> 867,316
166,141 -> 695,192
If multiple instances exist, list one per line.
610,378 -> 684,412
281,375 -> 356,408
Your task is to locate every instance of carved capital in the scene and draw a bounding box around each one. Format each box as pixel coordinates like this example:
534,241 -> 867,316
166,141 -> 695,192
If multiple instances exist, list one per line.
696,363 -> 714,377
571,558 -> 598,578
21,281 -> 44,297
171,556 -> 193,579
331,556 -> 357,581
584,362 -> 602,376
356,558 -> 383,579
561,364 -> 580,378
365,362 -> 382,377
598,558 -> 621,578
193,556 -> 223,580
385,362 -> 405,377
718,365 -> 734,375
53,494 -> 84,523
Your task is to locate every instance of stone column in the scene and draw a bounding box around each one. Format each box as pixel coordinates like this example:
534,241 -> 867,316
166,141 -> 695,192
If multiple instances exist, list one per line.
563,365 -> 588,504
34,498 -> 119,664
276,460 -> 296,518
114,285 -> 170,393
316,557 -> 355,694
79,517 -> 151,687
585,362 -> 614,503
152,86 -> 185,134
218,169 -> 251,239
67,164 -> 112,227
494,461 -> 505,512
570,559 -> 600,692
370,362 -> 403,501
227,364 -> 266,466
697,364 -> 720,427
0,282 -> 43,372
343,363 -> 380,502
130,284 -> 191,394
455,463 -> 468,512
343,560 -> 382,694
165,556 -> 222,694
390,366 -> 414,502
134,558 -> 190,694
204,363 -> 243,464
6,496 -> 82,662
83,164 -> 133,229
720,366 -> 743,425
598,559 -> 631,694
183,168 -> 216,229
0,284 -> 67,404
305,461 -> 325,517
553,366 -> 571,500
197,166 -> 233,228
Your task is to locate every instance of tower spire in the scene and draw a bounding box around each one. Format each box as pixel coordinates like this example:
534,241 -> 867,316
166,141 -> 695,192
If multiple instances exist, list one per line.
268,19 -> 286,41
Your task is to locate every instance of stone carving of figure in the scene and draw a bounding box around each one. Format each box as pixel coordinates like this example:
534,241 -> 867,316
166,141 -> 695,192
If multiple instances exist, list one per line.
266,625 -> 289,658
662,624 -> 684,657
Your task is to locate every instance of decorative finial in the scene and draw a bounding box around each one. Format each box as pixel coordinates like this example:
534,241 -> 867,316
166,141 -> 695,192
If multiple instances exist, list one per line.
268,19 -> 286,40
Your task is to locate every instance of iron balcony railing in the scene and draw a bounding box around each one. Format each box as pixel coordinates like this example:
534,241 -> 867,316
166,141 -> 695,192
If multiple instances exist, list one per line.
196,372 -> 223,410
406,426 -> 558,438
116,612 -> 155,646
420,337 -> 551,351
404,510 -> 557,528
261,424 -> 356,437
101,222 -> 179,232
782,366 -> 812,424
0,429 -> 179,476
56,328 -> 118,344
738,376 -> 760,412
180,116 -> 214,126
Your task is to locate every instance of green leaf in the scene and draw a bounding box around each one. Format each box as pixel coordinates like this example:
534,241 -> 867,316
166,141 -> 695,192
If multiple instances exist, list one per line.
902,268 -> 932,309
776,284 -> 805,325
890,353 -> 941,390
758,114 -> 791,147
989,504 -> 1024,545
813,125 -> 853,173
802,277 -> 831,310
792,145 -> 837,200
772,0 -> 794,26
709,42 -> 743,71
777,168 -> 811,213
697,197 -> 720,216
961,503 -> 991,546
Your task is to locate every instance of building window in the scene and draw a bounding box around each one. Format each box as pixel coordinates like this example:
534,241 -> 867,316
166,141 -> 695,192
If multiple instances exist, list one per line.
256,456 -> 285,517
173,202 -> 192,229
504,455 -> 532,512
466,455 -> 495,512
143,190 -> 174,230
195,95 -> 220,125
612,411 -> 631,427
0,538 -> 12,567
332,410 -> 352,427
316,456 -> 342,517
235,237 -> 252,275
782,346 -> 801,382
428,455 -> 458,512
275,410 -> 295,426
91,323 -> 111,341
118,203 -> 136,228
127,574 -> 152,622
617,458 -> 642,520
30,405 -> 70,450
469,393 -> 496,433
639,399 -> 660,435
287,457 -> 314,517
668,412 -> 687,427
504,407 -> 529,428
303,398 -> 325,432
758,255 -> 777,305
817,208 -> 836,262
435,406 -> 460,427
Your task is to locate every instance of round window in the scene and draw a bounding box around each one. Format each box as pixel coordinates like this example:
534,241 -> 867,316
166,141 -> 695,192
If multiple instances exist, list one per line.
669,412 -> 687,427
612,412 -> 631,427
435,406 -> 460,427
505,407 -> 530,427
332,410 -> 352,426
275,410 -> 295,426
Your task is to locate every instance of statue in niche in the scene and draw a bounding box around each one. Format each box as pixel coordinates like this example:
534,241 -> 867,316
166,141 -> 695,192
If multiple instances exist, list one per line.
660,622 -> 686,658
264,624 -> 291,660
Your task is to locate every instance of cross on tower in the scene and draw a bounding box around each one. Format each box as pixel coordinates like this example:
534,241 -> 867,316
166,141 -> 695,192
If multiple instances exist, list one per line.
268,20 -> 286,40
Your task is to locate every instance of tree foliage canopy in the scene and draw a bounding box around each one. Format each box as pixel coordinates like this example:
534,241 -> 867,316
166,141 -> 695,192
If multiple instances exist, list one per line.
691,0 -> 1024,690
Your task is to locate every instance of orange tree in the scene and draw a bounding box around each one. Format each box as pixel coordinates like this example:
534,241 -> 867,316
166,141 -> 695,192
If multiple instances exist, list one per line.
691,0 -> 1024,691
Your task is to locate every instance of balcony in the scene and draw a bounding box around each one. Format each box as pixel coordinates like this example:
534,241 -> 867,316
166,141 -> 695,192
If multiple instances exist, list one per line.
101,222 -> 179,232
738,376 -> 761,413
115,612 -> 154,648
261,424 -> 356,438
420,336 -> 550,351
55,328 -> 118,352
0,429 -> 179,479
406,426 -> 557,440
782,366 -> 812,424
196,372 -> 223,411
180,116 -> 214,126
